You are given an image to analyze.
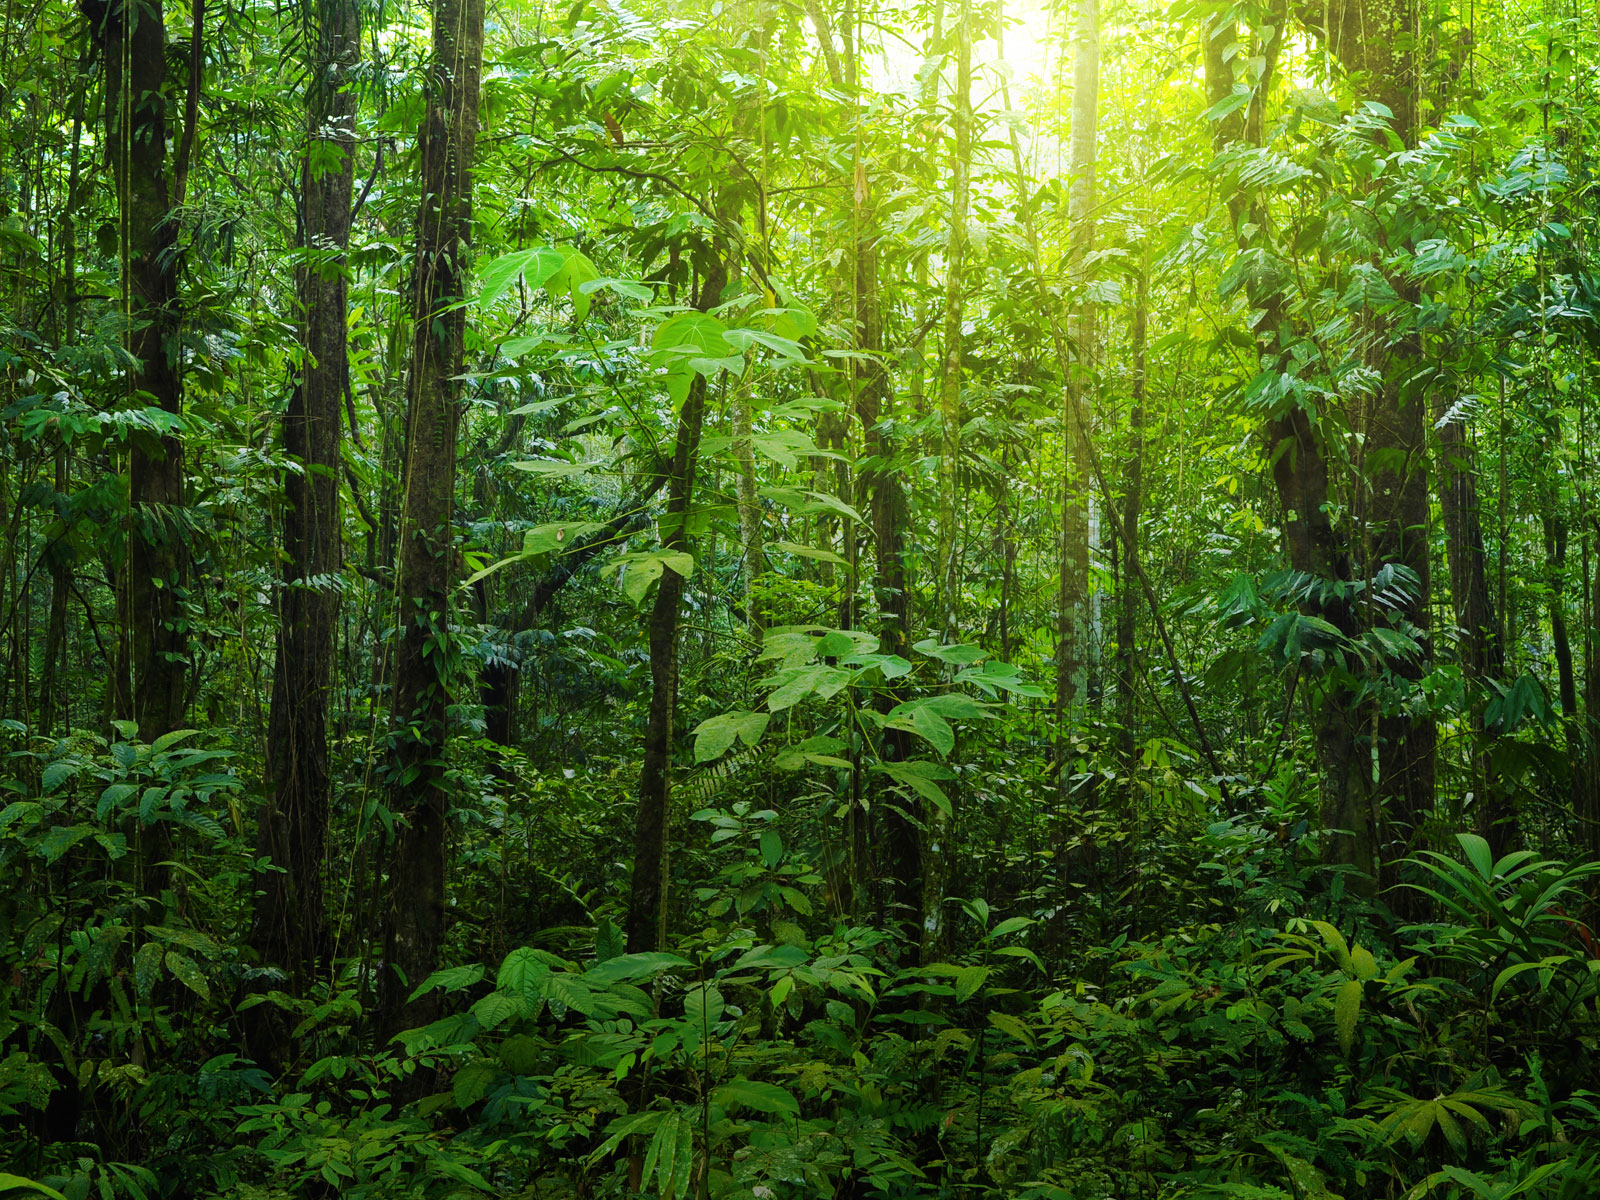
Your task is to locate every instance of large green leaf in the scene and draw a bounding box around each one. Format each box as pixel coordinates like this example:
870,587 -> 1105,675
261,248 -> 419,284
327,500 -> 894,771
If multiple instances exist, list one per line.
0,1175 -> 69,1200
479,246 -> 566,308
875,760 -> 956,815
711,1078 -> 800,1116
691,710 -> 770,763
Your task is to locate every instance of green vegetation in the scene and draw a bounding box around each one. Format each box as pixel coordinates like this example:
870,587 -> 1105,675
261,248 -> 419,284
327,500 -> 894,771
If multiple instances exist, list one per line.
4,0 -> 1600,1194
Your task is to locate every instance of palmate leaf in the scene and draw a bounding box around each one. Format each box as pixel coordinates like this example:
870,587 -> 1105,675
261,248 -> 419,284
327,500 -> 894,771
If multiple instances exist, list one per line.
691,710 -> 769,763
478,246 -> 566,308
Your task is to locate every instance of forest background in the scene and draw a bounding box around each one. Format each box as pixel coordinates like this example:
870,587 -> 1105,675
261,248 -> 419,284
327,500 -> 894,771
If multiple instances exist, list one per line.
4,0 -> 1600,1194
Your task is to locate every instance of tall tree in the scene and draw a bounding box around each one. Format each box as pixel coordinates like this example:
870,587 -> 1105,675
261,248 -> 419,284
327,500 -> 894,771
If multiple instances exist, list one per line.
625,259 -> 728,955
250,0 -> 360,1028
379,0 -> 487,1042
933,0 -> 971,647
86,0 -> 185,743
1054,0 -> 1098,731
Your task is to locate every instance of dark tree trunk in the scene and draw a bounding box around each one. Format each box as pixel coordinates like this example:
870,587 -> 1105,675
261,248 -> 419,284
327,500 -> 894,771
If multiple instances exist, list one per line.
1437,411 -> 1507,850
625,263 -> 727,955
249,0 -> 359,1046
378,0 -> 486,1046
88,0 -> 186,895
854,199 -> 917,935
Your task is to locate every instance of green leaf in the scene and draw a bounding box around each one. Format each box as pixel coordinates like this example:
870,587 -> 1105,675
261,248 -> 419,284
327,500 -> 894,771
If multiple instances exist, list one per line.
452,1063 -> 497,1109
691,710 -> 770,763
165,951 -> 210,1002
954,965 -> 989,1003
0,1174 -> 70,1200
595,918 -> 624,964
40,762 -> 76,793
497,947 -> 552,1005
770,540 -> 846,566
766,663 -> 852,712
544,246 -> 599,321
759,829 -> 783,869
544,972 -> 596,1018
613,550 -> 694,606
508,458 -> 600,477
151,728 -> 199,753
585,951 -> 692,985
133,942 -> 164,1000
1456,832 -> 1495,881
1310,921 -> 1353,973
913,639 -> 988,665
479,246 -> 566,308
684,982 -> 725,1028
987,1010 -> 1037,1048
711,1077 -> 800,1116
471,990 -> 521,1030
409,963 -> 486,1002
581,276 -> 654,303
984,916 -> 1032,941
588,1111 -> 664,1163
653,311 -> 731,360
887,705 -> 954,756
876,760 -> 956,816
1334,978 -> 1361,1056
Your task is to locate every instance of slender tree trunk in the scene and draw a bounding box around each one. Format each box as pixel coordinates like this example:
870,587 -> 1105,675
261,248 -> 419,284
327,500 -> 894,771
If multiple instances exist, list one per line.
40,48 -> 89,738
249,0 -> 358,1037
933,0 -> 971,647
625,263 -> 728,955
1116,256 -> 1147,767
378,0 -> 486,1046
1054,0 -> 1098,734
731,391 -> 765,629
1437,409 -> 1505,845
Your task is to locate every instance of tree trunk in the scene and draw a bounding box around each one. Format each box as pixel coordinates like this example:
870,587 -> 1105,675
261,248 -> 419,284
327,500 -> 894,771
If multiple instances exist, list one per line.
1115,255 -> 1147,767
933,0 -> 971,648
625,262 -> 728,955
90,0 -> 186,899
250,0 -> 359,1038
1437,409 -> 1506,848
378,0 -> 486,1046
1054,0 -> 1098,733
731,390 -> 766,629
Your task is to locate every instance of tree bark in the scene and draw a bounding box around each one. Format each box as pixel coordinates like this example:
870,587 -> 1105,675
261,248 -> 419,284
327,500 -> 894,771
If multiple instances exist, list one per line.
87,0 -> 186,900
625,262 -> 728,955
1115,255 -> 1147,767
378,0 -> 486,1046
250,0 -> 359,1030
1054,0 -> 1098,732
933,0 -> 971,648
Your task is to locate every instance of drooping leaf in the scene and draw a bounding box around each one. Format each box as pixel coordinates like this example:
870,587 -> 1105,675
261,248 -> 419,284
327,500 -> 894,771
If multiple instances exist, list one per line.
711,1078 -> 800,1116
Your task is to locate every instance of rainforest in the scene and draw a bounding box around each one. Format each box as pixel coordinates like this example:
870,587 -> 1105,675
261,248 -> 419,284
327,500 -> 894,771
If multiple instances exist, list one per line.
2,0 -> 1600,1194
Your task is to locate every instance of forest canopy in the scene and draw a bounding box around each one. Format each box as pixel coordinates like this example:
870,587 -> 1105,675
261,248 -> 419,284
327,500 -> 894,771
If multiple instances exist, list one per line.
4,0 -> 1600,1195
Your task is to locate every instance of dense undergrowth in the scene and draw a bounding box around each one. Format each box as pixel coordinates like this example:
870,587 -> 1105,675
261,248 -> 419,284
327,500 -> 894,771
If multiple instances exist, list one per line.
5,722 -> 1600,1200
